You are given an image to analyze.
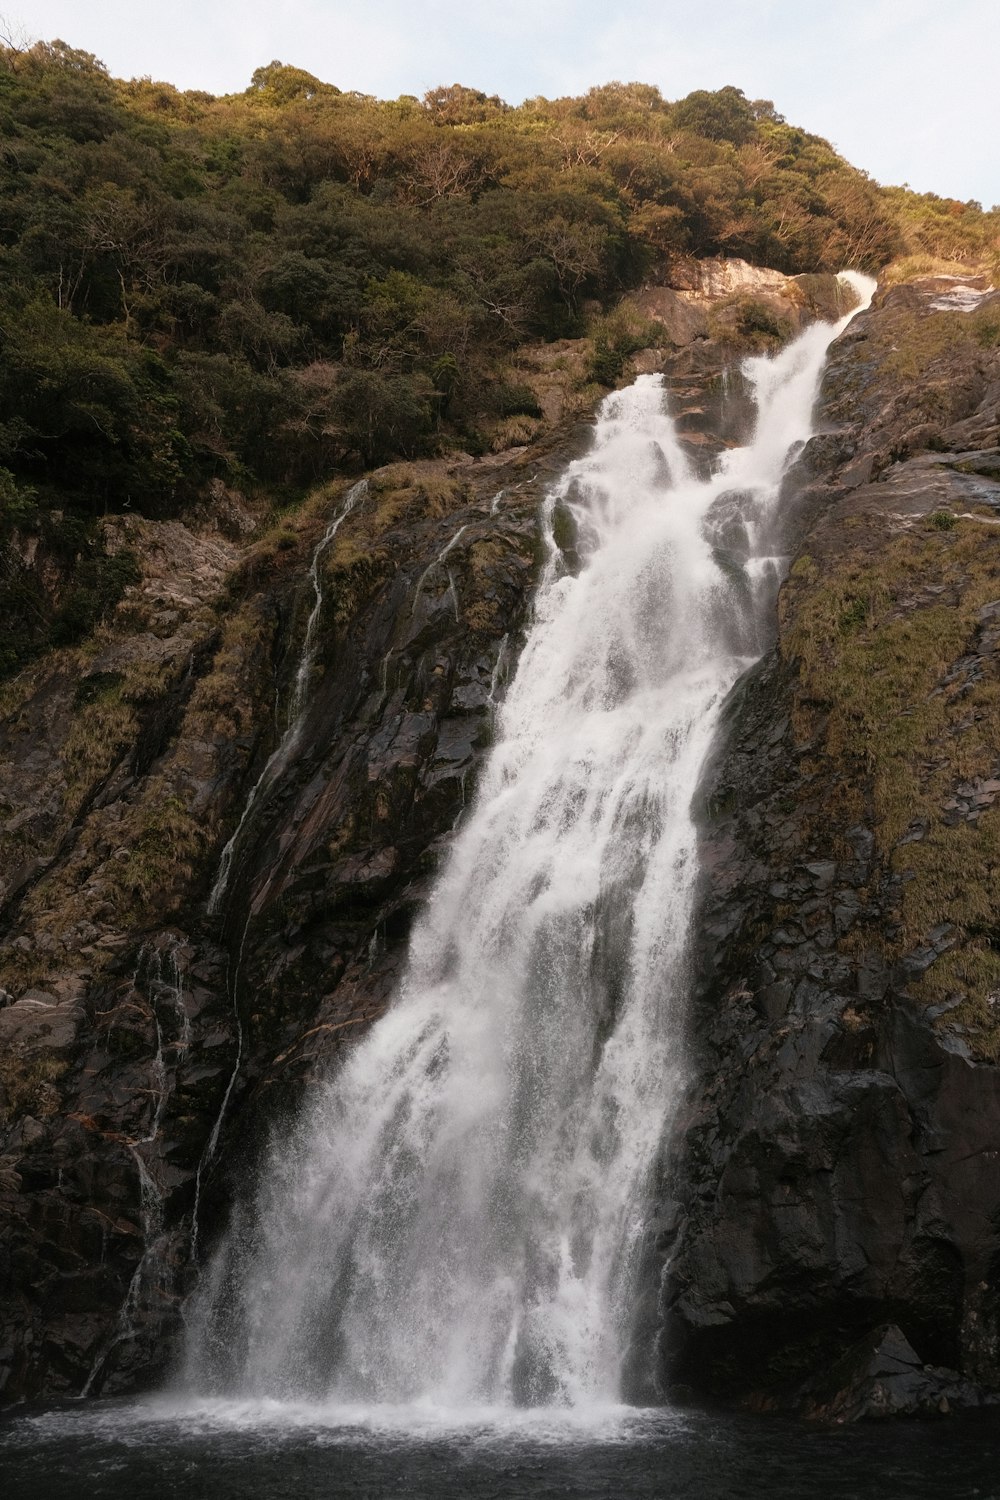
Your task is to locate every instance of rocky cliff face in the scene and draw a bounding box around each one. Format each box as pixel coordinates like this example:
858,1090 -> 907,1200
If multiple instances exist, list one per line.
656,274 -> 1000,1419
3,264 -> 998,1417
0,447 -> 552,1399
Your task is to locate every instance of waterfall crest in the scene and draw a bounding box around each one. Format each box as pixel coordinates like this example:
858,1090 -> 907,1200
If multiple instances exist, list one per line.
183,275 -> 874,1411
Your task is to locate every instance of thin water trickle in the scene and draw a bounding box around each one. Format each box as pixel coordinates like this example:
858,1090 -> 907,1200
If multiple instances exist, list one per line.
183,275 -> 874,1412
488,632 -> 510,709
82,938 -> 190,1395
207,479 -> 368,915
189,920 -> 249,1267
411,523 -> 468,616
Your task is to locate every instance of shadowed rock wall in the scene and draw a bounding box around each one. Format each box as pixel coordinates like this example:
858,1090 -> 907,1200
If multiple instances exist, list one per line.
657,276 -> 1000,1418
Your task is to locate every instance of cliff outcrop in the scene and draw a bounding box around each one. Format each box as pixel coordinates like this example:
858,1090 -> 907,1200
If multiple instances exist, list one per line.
658,274 -> 1000,1417
0,445 -> 549,1399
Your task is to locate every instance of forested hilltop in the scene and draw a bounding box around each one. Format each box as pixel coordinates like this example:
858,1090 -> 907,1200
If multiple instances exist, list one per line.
2,40 -> 998,677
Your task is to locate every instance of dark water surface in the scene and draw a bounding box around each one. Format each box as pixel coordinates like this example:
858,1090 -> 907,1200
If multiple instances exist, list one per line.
2,1399 -> 999,1500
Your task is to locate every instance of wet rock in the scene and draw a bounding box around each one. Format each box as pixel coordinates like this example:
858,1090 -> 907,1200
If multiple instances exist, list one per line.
657,275 -> 1000,1419
0,439 -> 556,1400
0,992 -> 82,1053
804,1325 -> 990,1422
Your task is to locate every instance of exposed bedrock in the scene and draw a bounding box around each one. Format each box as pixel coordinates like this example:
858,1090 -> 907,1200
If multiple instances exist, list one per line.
657,276 -> 1000,1417
0,442 -> 554,1400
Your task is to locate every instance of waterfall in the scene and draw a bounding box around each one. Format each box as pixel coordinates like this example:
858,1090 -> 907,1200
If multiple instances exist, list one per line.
183,275 -> 874,1411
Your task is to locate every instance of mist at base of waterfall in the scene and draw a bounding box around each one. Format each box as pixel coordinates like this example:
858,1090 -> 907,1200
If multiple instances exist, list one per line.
3,1396 -> 998,1500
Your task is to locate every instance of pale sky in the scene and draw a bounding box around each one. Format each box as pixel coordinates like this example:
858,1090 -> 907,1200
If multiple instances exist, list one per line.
9,0 -> 1000,206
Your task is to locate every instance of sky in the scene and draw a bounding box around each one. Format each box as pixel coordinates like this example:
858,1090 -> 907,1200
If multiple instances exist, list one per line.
9,0 -> 1000,206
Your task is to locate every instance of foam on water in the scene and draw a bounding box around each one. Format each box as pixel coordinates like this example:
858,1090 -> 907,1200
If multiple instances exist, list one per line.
10,1393 -> 686,1455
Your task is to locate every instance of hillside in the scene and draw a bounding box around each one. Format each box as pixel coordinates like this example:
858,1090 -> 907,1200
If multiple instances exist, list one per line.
2,40 -> 997,679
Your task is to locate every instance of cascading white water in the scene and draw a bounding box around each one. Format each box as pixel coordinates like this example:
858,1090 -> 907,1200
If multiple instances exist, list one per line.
184,274 -> 874,1412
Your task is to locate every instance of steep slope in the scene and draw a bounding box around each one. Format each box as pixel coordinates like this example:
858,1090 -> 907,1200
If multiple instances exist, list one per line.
661,274 -> 1000,1418
0,446 -> 547,1398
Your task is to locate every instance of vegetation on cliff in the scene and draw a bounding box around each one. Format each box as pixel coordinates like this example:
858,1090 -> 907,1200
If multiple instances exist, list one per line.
781,291 -> 1000,1058
2,39 -> 998,676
